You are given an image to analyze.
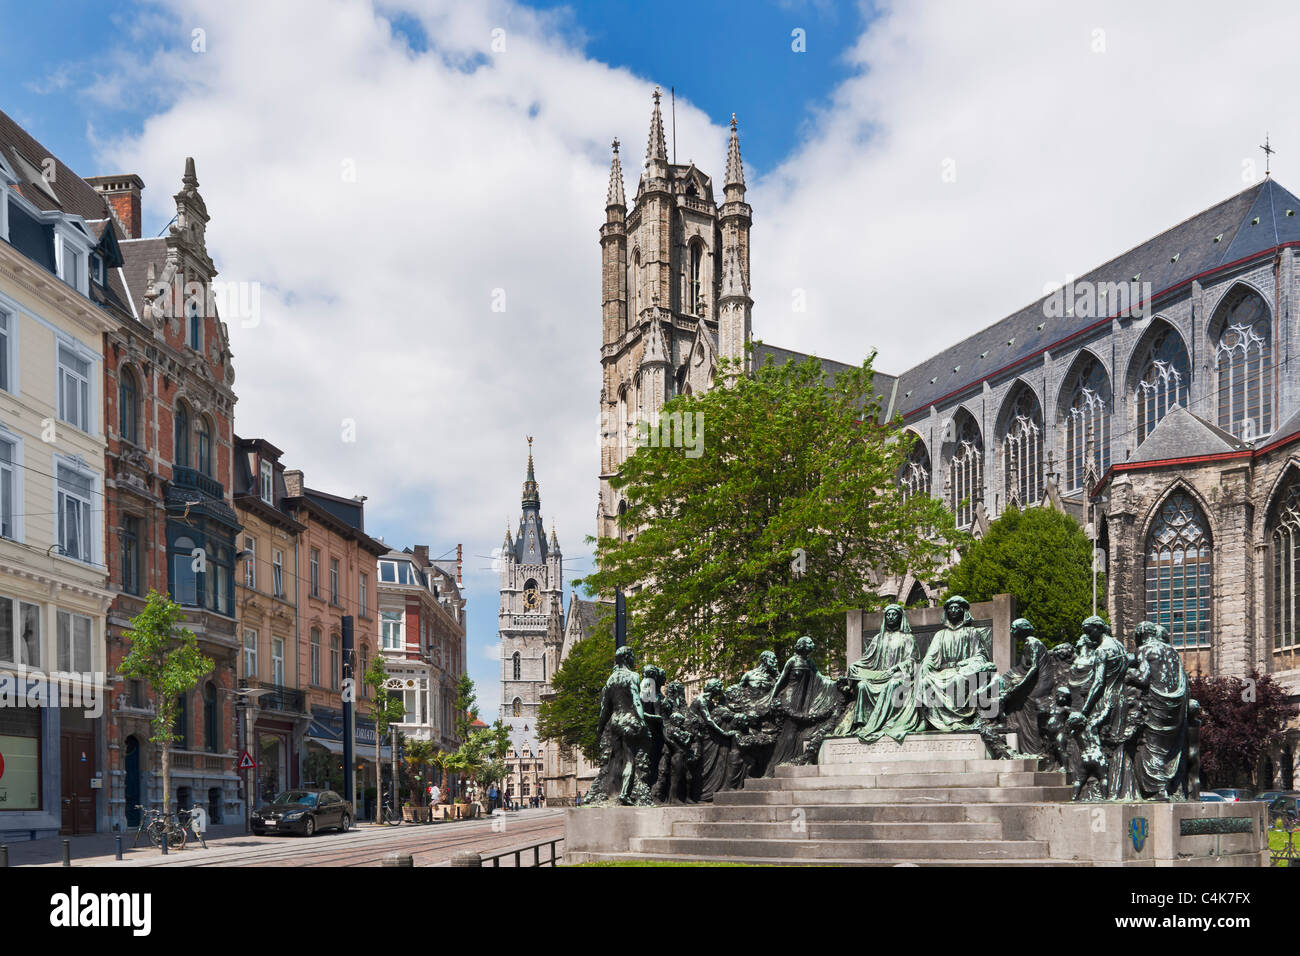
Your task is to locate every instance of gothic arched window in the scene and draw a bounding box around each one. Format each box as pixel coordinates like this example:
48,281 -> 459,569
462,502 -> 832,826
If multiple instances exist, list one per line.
999,384 -> 1043,508
1133,325 -> 1190,445
1144,491 -> 1212,648
947,411 -> 983,529
1213,289 -> 1272,441
512,651 -> 521,681
512,697 -> 522,718
900,436 -> 931,501
1270,473 -> 1300,652
174,402 -> 190,469
196,416 -> 212,476
688,239 -> 704,315
1063,356 -> 1111,492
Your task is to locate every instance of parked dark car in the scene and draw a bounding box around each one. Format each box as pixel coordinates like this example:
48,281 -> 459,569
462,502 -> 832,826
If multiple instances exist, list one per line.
252,789 -> 353,837
1211,788 -> 1256,802
1198,792 -> 1228,802
1256,790 -> 1286,805
1268,793 -> 1300,826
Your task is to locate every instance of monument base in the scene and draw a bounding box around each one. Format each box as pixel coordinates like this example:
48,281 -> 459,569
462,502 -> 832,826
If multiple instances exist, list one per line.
564,738 -> 1270,865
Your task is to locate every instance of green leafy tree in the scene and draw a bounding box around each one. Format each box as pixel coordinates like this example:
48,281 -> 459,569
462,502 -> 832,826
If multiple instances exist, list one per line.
578,352 -> 959,680
454,673 -> 478,743
118,590 -> 214,813
403,738 -> 436,806
945,504 -> 1103,647
363,654 -> 406,820
537,609 -> 617,763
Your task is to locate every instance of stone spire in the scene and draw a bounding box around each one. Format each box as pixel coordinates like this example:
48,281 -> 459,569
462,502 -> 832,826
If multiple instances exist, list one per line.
521,436 -> 540,511
503,524 -> 513,551
641,316 -> 670,368
607,138 -> 626,208
549,521 -> 561,554
725,113 -> 745,189
645,88 -> 667,167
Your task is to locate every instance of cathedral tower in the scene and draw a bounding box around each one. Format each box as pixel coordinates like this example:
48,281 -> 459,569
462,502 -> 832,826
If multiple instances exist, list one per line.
597,92 -> 753,542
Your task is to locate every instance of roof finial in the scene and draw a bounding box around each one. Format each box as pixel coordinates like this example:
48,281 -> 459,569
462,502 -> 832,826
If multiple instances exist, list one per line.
646,87 -> 667,166
1260,132 -> 1275,177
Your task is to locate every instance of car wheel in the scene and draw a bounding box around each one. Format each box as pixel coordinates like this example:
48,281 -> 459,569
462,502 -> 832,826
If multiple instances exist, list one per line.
339,813 -> 351,833
304,816 -> 316,838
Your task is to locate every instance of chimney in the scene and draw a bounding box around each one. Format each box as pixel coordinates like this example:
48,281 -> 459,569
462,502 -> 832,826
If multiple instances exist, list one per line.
414,545 -> 430,567
85,174 -> 144,240
283,469 -> 304,497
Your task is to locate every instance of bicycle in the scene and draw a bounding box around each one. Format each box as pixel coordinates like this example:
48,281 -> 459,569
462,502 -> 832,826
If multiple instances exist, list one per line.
175,805 -> 208,849
131,804 -> 187,849
380,790 -> 402,826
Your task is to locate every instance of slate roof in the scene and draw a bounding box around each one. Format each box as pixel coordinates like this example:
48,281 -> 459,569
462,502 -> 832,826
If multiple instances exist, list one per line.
1128,405 -> 1247,465
0,108 -> 135,322
894,178 -> 1300,418
753,342 -> 899,419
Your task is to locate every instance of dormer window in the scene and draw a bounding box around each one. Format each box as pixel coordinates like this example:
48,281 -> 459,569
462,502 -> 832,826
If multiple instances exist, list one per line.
259,460 -> 273,504
90,253 -> 105,287
58,236 -> 86,294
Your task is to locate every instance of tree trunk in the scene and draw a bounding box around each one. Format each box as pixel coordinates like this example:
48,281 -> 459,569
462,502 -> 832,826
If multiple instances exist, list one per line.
374,734 -> 381,823
161,741 -> 171,814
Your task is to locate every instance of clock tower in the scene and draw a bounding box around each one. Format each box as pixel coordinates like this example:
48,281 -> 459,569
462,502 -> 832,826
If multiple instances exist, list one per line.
498,439 -> 563,763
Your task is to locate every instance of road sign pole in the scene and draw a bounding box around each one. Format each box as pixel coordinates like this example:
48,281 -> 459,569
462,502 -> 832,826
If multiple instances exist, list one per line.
342,615 -> 355,808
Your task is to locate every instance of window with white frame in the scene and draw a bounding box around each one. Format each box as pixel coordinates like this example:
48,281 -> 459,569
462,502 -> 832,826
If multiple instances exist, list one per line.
271,637 -> 284,686
242,629 -> 258,680
58,235 -> 86,294
310,549 -> 319,596
272,548 -> 284,598
359,573 -> 368,616
329,557 -> 339,605
56,460 -> 94,564
310,627 -> 321,685
57,343 -> 92,432
56,610 -> 93,673
244,536 -> 256,589
0,307 -> 10,393
381,611 -> 403,651
259,460 -> 273,504
0,596 -> 42,668
329,635 -> 340,690
0,434 -> 15,540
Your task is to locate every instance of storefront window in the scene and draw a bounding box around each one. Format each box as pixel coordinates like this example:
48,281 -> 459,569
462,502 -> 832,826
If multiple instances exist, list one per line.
259,735 -> 286,805
0,707 -> 40,809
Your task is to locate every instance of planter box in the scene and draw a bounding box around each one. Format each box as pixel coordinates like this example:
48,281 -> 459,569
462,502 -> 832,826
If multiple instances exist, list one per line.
402,807 -> 416,823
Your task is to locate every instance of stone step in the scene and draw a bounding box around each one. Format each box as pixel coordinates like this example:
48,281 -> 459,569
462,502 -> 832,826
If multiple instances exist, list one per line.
775,758 -> 1043,777
744,771 -> 1066,791
671,820 -> 1006,841
695,803 -> 976,823
631,836 -> 1051,860
713,785 -> 1076,806
571,851 -> 1074,867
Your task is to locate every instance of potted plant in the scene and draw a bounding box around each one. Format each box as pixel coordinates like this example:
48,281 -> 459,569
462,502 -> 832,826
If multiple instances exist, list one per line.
402,801 -> 416,823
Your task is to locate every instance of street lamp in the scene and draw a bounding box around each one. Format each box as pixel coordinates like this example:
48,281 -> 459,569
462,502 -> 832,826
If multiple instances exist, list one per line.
231,686 -> 269,834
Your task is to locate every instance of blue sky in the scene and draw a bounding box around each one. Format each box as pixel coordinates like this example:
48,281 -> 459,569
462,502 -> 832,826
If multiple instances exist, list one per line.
5,1 -> 1300,723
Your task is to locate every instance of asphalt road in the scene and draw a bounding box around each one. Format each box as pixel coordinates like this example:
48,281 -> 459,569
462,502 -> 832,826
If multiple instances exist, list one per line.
27,809 -> 566,867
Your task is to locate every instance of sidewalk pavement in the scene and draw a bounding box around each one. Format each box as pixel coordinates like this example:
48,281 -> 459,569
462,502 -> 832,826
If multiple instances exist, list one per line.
1,824 -> 248,867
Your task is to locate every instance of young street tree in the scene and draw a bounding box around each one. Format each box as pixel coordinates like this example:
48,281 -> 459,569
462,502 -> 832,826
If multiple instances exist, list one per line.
362,653 -> 406,821
537,609 -> 616,763
579,353 -> 959,680
454,672 -> 478,742
118,589 -> 214,814
945,504 -> 1104,647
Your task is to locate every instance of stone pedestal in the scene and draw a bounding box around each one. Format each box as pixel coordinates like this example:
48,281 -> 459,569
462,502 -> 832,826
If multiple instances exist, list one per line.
819,733 -> 988,766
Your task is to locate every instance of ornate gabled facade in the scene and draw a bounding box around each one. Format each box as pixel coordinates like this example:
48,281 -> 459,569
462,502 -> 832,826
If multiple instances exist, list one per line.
93,156 -> 244,832
597,93 -> 752,542
499,440 -> 563,765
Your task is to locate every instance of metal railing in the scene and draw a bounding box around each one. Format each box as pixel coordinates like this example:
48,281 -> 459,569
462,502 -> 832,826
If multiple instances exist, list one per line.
172,465 -> 225,500
1270,823 -> 1298,867
482,838 -> 563,868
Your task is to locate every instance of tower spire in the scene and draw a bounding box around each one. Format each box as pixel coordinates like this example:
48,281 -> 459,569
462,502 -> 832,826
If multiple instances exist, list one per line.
607,138 -> 625,207
646,87 -> 667,167
521,436 -> 540,511
725,113 -> 745,189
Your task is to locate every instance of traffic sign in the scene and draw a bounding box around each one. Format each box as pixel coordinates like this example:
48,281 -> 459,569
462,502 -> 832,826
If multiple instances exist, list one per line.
238,750 -> 256,771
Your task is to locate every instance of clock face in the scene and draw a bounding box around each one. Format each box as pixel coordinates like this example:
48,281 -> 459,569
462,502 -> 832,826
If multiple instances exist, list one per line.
523,586 -> 540,610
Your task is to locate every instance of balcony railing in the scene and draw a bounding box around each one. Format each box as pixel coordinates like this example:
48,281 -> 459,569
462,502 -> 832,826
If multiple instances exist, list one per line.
241,679 -> 305,714
172,465 -> 225,500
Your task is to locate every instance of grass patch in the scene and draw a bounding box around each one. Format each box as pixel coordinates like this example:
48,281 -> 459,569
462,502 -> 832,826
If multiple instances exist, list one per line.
1269,827 -> 1298,866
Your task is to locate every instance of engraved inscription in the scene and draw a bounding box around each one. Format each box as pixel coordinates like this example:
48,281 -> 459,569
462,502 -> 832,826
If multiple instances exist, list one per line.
1179,817 -> 1253,836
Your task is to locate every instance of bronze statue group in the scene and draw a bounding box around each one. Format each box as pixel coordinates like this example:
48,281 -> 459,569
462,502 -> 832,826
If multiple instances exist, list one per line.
583,595 -> 1199,807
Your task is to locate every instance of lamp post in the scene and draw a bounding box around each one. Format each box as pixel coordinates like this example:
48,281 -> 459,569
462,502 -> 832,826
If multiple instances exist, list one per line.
232,687 -> 269,834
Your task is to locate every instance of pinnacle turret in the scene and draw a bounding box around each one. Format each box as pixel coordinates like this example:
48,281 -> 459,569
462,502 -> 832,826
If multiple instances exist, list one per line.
645,88 -> 667,167
522,437 -> 540,511
725,113 -> 745,189
607,138 -> 626,208
720,242 -> 748,299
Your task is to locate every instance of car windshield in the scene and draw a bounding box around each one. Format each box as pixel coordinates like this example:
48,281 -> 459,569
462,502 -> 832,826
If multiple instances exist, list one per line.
272,791 -> 318,806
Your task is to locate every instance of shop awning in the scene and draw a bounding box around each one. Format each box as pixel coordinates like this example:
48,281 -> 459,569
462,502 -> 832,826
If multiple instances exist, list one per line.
306,735 -> 391,761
